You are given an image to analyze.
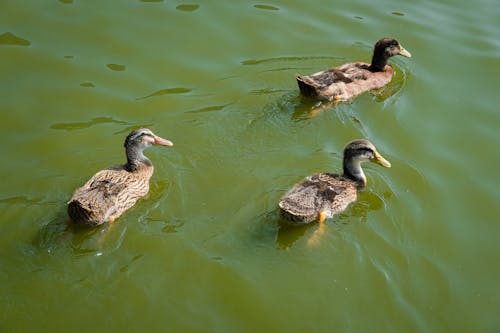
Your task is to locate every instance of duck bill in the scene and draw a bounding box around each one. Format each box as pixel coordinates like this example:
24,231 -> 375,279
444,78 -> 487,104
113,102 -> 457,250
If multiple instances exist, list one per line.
398,46 -> 412,58
372,151 -> 391,168
153,135 -> 174,147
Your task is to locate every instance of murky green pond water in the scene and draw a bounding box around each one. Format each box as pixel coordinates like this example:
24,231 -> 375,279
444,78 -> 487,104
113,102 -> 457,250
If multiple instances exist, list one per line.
1,0 -> 499,332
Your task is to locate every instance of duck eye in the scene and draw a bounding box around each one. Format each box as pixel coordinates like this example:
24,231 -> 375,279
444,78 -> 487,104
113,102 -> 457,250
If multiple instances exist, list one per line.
365,149 -> 375,157
358,148 -> 373,157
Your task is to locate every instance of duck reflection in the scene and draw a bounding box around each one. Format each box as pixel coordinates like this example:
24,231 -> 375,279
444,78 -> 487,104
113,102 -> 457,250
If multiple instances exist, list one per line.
275,190 -> 387,249
33,213 -> 125,257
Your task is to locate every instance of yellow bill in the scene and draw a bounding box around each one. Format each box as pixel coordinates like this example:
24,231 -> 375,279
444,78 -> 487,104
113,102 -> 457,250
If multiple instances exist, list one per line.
399,46 -> 412,58
373,151 -> 391,168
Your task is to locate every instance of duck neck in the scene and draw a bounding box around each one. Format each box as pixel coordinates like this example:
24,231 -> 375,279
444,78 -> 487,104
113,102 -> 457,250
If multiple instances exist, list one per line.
369,51 -> 388,72
125,146 -> 151,172
343,158 -> 366,187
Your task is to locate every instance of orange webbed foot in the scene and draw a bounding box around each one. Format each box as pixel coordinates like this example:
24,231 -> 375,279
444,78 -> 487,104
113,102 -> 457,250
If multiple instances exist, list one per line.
332,95 -> 342,103
307,211 -> 328,247
318,211 -> 327,224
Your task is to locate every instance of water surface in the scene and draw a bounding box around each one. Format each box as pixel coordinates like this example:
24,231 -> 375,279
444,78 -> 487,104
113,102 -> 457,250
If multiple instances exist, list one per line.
1,0 -> 499,332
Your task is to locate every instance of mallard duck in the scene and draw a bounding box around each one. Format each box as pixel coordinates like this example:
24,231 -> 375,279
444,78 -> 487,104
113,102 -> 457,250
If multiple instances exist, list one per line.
296,38 -> 411,101
279,139 -> 391,225
67,128 -> 173,226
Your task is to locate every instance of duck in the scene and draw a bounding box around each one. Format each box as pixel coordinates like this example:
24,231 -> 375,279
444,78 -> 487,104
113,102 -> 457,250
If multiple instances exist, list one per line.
67,128 -> 173,226
296,38 -> 411,101
279,139 -> 391,225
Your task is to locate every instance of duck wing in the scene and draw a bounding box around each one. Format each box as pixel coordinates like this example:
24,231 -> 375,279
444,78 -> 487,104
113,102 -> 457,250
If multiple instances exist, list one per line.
279,173 -> 356,224
336,62 -> 371,81
73,168 -> 128,199
68,166 -> 151,225
297,68 -> 352,92
296,63 -> 373,100
67,169 -> 126,223
309,69 -> 353,87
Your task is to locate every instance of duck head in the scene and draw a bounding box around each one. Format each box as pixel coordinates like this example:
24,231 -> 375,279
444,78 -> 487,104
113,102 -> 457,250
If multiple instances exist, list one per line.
342,139 -> 391,186
125,128 -> 173,171
370,37 -> 411,71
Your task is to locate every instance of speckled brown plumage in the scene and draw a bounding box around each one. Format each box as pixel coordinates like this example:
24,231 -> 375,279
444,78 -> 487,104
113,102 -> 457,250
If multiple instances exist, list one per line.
296,38 -> 411,101
279,173 -> 357,224
279,139 -> 391,225
68,165 -> 154,226
67,128 -> 173,226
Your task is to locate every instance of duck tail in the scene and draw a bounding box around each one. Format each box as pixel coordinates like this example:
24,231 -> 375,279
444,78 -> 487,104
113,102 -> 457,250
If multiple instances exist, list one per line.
295,74 -> 318,99
67,200 -> 98,226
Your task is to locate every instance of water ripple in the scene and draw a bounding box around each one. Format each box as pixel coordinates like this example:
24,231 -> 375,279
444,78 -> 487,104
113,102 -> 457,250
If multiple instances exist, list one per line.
79,82 -> 95,88
250,88 -> 287,96
241,55 -> 340,66
50,117 -> 129,131
106,64 -> 126,71
0,196 -> 43,205
184,104 -> 231,114
176,4 -> 200,12
253,4 -> 280,11
0,32 -> 30,46
136,87 -> 192,100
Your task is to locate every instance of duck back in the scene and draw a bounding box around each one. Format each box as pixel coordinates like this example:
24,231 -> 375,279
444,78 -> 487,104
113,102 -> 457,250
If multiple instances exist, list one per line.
279,173 -> 357,224
67,165 -> 153,226
297,62 -> 394,101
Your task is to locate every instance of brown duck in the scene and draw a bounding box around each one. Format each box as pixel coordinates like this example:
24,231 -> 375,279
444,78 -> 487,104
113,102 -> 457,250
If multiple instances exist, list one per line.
296,38 -> 411,101
67,128 -> 173,226
279,139 -> 391,225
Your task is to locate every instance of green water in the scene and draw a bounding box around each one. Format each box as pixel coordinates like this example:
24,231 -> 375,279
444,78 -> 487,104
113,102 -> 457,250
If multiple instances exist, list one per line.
1,0 -> 499,332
